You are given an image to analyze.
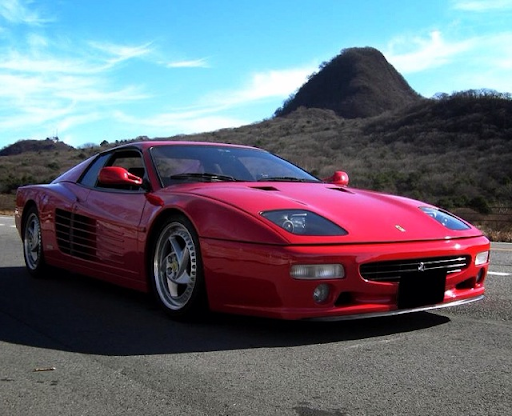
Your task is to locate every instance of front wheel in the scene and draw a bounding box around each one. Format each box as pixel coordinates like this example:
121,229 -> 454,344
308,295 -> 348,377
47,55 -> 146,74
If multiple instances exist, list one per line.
151,215 -> 207,319
23,207 -> 48,278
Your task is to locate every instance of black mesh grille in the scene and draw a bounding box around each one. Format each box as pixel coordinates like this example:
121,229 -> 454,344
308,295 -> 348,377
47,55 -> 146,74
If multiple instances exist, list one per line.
360,256 -> 470,282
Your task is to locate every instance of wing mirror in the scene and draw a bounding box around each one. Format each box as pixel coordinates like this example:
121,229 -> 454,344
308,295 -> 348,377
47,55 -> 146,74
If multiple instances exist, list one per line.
98,167 -> 143,186
324,171 -> 349,186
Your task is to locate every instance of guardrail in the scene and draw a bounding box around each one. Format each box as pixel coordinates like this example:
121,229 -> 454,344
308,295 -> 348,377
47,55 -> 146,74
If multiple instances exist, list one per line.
454,207 -> 512,229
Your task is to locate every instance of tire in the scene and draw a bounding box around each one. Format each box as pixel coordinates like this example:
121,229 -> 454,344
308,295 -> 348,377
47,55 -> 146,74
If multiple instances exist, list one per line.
23,207 -> 48,278
151,214 -> 207,319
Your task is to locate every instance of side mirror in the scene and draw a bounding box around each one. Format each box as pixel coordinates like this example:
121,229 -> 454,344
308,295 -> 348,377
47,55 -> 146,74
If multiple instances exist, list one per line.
98,166 -> 143,186
324,171 -> 349,186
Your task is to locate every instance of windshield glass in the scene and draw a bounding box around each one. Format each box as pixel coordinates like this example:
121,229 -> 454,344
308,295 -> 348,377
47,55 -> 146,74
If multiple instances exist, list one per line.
149,145 -> 319,186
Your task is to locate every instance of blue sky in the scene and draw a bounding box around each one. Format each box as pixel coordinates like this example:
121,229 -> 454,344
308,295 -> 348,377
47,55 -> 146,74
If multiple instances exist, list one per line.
1,0 -> 511,149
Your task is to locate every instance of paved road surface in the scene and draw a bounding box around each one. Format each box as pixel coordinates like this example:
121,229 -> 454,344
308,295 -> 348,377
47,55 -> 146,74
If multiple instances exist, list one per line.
0,215 -> 511,415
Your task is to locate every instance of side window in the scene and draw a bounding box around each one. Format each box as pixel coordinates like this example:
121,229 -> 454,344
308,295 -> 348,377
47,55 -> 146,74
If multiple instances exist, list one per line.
110,153 -> 146,179
101,150 -> 145,191
79,154 -> 110,188
78,150 -> 145,191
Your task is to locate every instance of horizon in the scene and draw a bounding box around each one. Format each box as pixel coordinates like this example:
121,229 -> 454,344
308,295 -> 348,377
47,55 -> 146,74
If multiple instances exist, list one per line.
1,0 -> 512,149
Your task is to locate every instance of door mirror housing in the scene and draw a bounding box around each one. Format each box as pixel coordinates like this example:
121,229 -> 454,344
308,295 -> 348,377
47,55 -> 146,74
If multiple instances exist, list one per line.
98,166 -> 143,186
324,171 -> 349,186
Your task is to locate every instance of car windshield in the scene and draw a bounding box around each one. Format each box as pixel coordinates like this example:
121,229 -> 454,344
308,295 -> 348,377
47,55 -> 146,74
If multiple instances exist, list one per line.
149,145 -> 319,186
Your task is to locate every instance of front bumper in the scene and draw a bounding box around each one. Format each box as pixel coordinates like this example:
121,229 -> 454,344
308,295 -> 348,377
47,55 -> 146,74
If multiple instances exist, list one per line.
201,235 -> 490,320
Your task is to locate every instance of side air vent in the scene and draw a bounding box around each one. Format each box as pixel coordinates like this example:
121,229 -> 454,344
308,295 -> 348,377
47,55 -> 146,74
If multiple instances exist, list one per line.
55,209 -> 97,260
360,256 -> 471,282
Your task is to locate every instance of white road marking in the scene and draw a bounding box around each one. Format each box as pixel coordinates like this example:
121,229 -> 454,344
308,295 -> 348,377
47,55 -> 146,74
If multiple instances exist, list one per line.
488,271 -> 510,276
0,216 -> 16,228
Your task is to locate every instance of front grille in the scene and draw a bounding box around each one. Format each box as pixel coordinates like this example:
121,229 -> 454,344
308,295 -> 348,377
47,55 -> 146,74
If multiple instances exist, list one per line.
360,256 -> 470,282
55,209 -> 97,260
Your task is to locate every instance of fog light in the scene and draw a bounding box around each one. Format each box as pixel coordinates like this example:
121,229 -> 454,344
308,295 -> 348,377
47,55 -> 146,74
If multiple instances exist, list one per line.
476,268 -> 486,283
313,284 -> 330,304
475,251 -> 489,266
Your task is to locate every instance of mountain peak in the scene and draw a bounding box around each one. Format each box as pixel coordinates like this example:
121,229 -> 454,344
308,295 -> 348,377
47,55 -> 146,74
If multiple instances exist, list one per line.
274,47 -> 422,118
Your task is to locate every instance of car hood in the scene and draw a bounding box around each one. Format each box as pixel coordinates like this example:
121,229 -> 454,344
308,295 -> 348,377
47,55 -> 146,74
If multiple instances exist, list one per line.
170,182 -> 483,243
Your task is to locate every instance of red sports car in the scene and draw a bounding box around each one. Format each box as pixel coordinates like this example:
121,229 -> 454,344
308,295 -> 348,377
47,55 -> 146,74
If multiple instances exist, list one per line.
15,141 -> 490,320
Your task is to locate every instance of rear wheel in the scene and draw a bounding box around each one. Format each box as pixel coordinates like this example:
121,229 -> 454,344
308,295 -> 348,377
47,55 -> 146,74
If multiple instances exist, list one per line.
151,215 -> 207,319
23,207 -> 48,278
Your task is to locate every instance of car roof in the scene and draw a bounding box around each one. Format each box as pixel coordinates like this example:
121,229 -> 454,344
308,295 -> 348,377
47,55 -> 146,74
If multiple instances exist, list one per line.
111,140 -> 259,152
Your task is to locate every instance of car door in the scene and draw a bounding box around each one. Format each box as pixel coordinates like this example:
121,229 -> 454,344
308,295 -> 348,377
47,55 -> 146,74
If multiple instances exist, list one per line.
70,148 -> 149,286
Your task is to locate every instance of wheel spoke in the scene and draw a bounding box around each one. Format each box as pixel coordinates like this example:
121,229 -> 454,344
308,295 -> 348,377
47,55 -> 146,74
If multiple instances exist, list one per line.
168,235 -> 182,258
166,235 -> 191,284
167,279 -> 179,297
175,247 -> 191,284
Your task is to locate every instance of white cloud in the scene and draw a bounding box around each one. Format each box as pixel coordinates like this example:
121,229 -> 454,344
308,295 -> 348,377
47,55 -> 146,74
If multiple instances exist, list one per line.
204,65 -> 316,108
167,58 -> 209,68
88,41 -> 154,66
0,33 -> 153,139
0,0 -> 49,25
452,0 -> 512,11
385,30 -> 476,73
112,109 -> 248,135
383,28 -> 512,95
242,67 -> 315,100
0,52 -> 99,74
57,113 -> 104,132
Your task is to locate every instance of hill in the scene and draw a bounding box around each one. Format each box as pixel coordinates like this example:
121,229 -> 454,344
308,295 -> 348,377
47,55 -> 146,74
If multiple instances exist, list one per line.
0,137 -> 74,156
274,47 -> 423,118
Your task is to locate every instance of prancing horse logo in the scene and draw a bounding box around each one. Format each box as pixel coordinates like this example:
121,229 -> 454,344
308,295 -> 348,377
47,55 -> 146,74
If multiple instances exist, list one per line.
418,262 -> 426,272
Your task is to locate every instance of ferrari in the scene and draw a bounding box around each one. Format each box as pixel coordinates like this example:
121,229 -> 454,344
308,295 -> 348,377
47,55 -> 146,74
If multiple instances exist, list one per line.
15,141 -> 490,320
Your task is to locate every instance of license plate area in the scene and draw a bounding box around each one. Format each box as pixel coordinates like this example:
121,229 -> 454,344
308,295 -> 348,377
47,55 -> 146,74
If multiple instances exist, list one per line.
397,270 -> 447,309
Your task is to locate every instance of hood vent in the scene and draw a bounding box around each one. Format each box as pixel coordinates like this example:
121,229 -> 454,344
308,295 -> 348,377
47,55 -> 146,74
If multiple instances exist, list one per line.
328,186 -> 352,193
250,186 -> 279,191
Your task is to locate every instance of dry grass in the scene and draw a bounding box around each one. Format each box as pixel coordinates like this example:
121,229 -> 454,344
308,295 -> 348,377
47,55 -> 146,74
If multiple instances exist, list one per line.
0,193 -> 15,214
481,228 -> 512,243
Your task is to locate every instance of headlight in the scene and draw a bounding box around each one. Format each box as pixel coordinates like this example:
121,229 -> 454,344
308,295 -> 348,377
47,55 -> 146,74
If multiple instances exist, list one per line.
419,207 -> 470,230
290,264 -> 345,280
261,210 -> 348,236
475,251 -> 489,266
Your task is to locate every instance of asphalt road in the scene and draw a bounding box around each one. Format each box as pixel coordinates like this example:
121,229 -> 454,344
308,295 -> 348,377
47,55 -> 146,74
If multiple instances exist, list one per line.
1,215 -> 511,416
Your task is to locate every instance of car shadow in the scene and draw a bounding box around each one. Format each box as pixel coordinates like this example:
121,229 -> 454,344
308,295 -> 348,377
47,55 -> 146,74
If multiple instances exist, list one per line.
0,267 -> 450,356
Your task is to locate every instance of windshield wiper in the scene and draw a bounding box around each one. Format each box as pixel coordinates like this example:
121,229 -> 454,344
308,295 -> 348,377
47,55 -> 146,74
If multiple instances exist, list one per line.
257,176 -> 316,182
169,173 -> 238,182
